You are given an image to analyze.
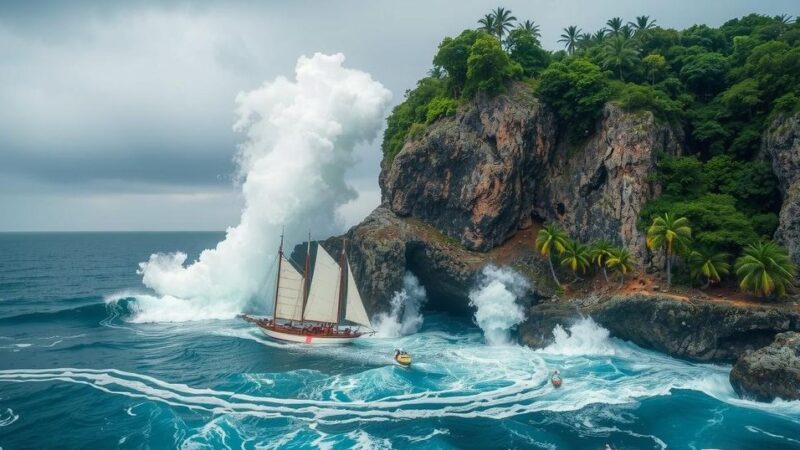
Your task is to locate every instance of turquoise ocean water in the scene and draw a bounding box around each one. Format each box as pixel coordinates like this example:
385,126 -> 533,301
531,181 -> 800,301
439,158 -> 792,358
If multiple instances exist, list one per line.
1,232 -> 799,449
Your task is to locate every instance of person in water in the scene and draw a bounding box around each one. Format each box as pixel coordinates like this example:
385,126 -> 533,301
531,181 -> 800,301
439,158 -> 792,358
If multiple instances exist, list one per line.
551,369 -> 562,387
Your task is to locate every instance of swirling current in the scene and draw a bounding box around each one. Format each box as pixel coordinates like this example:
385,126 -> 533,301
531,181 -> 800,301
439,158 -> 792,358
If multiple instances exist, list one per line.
1,232 -> 799,449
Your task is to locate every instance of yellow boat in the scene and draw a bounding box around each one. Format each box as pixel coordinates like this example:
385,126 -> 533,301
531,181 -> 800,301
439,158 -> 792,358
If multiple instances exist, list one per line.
394,349 -> 412,367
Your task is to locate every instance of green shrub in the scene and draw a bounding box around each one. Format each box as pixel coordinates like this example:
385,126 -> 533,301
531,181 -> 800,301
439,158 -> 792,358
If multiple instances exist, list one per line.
536,58 -> 611,140
425,96 -> 458,123
772,92 -> 800,114
640,194 -> 759,253
463,34 -> 523,97
407,123 -> 428,140
381,77 -> 447,161
615,83 -> 684,121
433,29 -> 481,98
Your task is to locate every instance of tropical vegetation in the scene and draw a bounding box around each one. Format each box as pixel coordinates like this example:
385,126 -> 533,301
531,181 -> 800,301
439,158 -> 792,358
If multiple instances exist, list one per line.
688,247 -> 730,288
535,224 -> 568,287
735,241 -> 796,298
646,213 -> 692,288
560,239 -> 591,281
534,216 -> 796,299
605,247 -> 635,287
381,7 -> 799,298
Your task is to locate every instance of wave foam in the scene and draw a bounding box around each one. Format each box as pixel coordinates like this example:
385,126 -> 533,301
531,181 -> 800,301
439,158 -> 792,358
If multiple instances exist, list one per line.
468,265 -> 529,346
373,272 -> 427,338
539,317 -> 620,356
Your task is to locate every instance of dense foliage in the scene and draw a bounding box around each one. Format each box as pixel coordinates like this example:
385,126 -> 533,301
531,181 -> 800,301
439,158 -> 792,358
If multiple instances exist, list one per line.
539,218 -> 796,298
382,10 -> 800,162
383,8 -> 799,295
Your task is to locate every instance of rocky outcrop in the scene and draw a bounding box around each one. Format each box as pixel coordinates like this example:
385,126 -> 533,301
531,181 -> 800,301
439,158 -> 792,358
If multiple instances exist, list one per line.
338,83 -> 685,316
382,83 -> 682,261
302,206 -> 551,314
519,293 -> 800,363
534,106 -> 682,262
730,332 -> 800,401
765,112 -> 800,272
380,84 -> 556,251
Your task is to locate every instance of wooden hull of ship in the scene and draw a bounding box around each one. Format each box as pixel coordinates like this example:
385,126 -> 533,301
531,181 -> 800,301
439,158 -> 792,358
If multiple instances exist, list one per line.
260,327 -> 360,345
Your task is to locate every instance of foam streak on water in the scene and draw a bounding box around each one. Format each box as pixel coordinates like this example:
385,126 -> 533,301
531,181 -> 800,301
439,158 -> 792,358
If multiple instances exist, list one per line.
2,318 -> 798,430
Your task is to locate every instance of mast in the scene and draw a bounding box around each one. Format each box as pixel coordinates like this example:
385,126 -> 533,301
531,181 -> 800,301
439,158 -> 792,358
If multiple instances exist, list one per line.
301,232 -> 311,324
335,238 -> 347,326
271,228 -> 284,330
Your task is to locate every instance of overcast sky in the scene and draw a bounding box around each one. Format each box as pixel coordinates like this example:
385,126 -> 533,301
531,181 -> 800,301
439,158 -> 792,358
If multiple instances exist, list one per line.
0,0 -> 795,232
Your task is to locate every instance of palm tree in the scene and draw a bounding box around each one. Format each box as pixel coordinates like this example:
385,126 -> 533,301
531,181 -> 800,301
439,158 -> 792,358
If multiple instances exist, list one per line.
601,35 -> 639,81
577,33 -> 593,50
490,7 -> 517,40
478,14 -> 497,36
560,240 -> 591,282
646,213 -> 692,289
688,247 -> 730,288
735,241 -> 797,298
518,19 -> 541,38
559,25 -> 582,55
606,246 -> 635,287
605,17 -> 624,36
629,15 -> 656,33
592,29 -> 607,44
536,224 -> 569,287
591,240 -> 614,283
776,14 -> 794,36
620,24 -> 634,40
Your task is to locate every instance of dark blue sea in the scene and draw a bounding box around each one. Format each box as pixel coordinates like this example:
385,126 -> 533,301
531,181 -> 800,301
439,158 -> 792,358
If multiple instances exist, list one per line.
1,232 -> 799,449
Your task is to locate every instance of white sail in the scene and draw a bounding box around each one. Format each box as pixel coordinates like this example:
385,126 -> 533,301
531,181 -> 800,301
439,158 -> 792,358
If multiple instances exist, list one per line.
274,255 -> 304,321
303,245 -> 341,323
344,261 -> 371,327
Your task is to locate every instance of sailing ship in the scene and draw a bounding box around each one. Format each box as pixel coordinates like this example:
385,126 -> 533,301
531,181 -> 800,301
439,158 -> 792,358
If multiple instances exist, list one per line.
241,233 -> 373,344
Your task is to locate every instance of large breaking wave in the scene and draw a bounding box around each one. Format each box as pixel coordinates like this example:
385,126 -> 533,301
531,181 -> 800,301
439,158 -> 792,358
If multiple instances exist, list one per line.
124,53 -> 391,322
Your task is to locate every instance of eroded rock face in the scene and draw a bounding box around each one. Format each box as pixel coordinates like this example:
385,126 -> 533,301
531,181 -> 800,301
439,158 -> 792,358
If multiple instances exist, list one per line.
519,293 -> 800,363
765,113 -> 800,272
304,206 -> 553,316
730,332 -> 800,401
534,105 -> 682,262
302,206 -> 545,315
382,83 -> 681,261
381,84 -> 556,251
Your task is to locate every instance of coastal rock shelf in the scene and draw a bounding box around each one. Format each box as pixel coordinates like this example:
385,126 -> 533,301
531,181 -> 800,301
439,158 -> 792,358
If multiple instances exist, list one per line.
519,293 -> 800,363
730,331 -> 800,401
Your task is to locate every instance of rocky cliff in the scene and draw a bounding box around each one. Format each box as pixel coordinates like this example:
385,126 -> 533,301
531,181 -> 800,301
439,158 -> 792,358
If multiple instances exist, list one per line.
338,83 -> 683,310
380,83 -> 682,261
534,106 -> 682,262
380,84 -> 556,252
298,206 -> 551,315
765,112 -> 800,274
327,83 -> 800,380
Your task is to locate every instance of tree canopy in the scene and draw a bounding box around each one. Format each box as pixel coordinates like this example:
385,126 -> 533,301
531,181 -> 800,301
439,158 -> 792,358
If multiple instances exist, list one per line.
383,11 -> 799,261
